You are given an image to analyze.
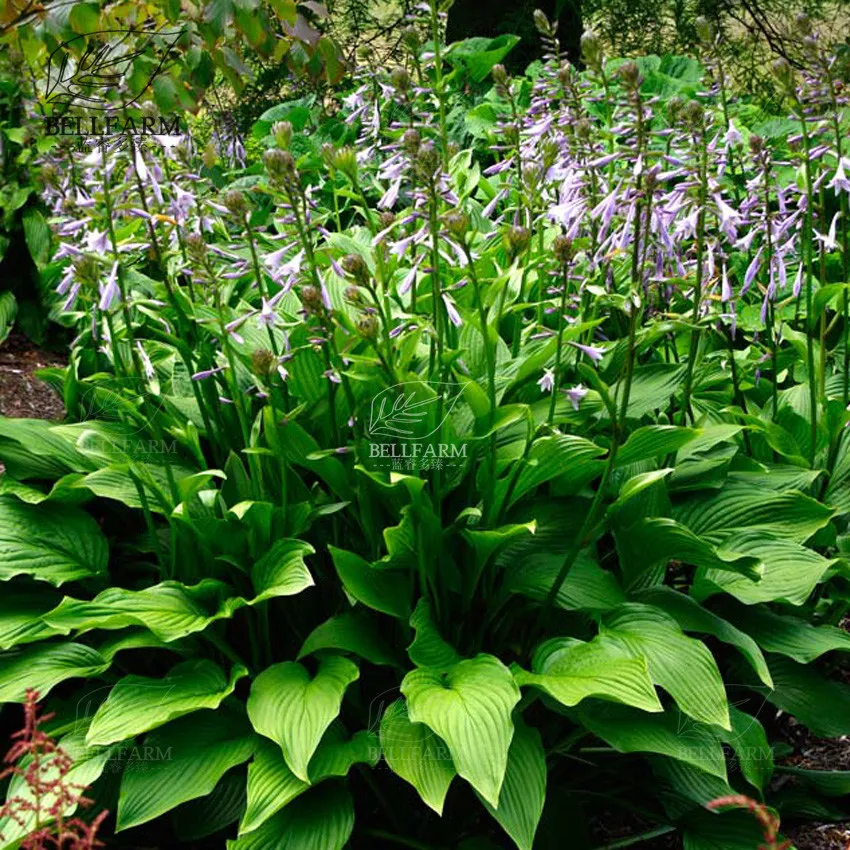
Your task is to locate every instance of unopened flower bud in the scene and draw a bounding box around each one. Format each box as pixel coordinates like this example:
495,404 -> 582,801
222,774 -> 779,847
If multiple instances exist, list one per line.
185,232 -> 207,263
300,284 -> 322,312
390,67 -> 410,92
580,29 -> 602,69
41,163 -> 58,188
272,120 -> 293,149
491,64 -> 508,86
223,189 -> 249,221
402,128 -> 421,154
553,235 -> 574,265
748,134 -> 764,156
444,210 -> 469,239
264,148 -> 295,184
344,285 -> 362,303
402,25 -> 420,52
694,15 -> 714,44
772,57 -> 794,89
575,118 -> 592,140
357,313 -> 379,339
73,254 -> 101,286
558,61 -> 574,88
618,60 -> 642,91
334,146 -> 358,180
415,141 -> 440,177
684,99 -> 704,128
251,348 -> 276,376
379,211 -> 395,230
667,95 -> 685,123
342,253 -> 368,281
202,142 -> 218,170
533,9 -> 553,36
507,225 -> 530,255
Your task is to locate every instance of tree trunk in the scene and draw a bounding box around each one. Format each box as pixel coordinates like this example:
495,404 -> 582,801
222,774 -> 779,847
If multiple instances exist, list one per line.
446,0 -> 583,70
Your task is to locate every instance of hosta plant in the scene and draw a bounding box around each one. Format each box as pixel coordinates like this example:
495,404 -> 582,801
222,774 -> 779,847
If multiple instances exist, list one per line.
2,5 -> 850,849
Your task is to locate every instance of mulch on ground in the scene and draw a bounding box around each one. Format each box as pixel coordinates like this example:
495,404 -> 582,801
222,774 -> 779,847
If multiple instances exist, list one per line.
0,333 -> 66,420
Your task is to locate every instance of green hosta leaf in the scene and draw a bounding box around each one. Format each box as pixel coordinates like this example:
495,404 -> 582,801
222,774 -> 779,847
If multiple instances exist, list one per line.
740,415 -> 808,465
0,642 -> 110,703
72,464 -> 197,513
673,483 -> 834,543
401,654 -> 521,807
247,657 -> 359,782
408,598 -> 461,668
651,757 -> 733,814
675,424 -> 743,460
272,419 -> 353,500
775,766 -> 850,797
117,708 -> 256,831
241,727 -> 378,835
0,588 -> 62,650
693,532 -> 835,606
601,604 -> 730,730
0,474 -> 88,505
738,654 -> 850,738
379,698 -> 456,815
512,635 -> 662,713
298,610 -> 399,667
173,770 -> 247,842
616,517 -> 762,588
505,550 -> 625,611
46,545 -> 314,643
576,702 -> 727,779
728,465 -> 822,493
329,545 -> 410,619
87,660 -> 247,746
227,783 -> 355,850
505,434 -> 605,507
0,496 -> 108,586
825,428 -> 850,514
635,587 -> 772,688
460,522 -> 536,581
720,602 -> 850,662
681,808 -> 775,850
0,291 -> 16,345
617,363 -> 687,420
44,580 -> 245,642
251,539 -> 315,602
22,207 -> 51,269
445,34 -> 521,82
477,717 -> 546,850
723,705 -> 773,793
608,468 -> 673,514
0,419 -> 98,479
616,426 -> 700,466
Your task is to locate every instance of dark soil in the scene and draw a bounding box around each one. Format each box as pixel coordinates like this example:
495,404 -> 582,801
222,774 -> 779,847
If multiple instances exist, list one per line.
773,711 -> 850,850
0,333 -> 65,420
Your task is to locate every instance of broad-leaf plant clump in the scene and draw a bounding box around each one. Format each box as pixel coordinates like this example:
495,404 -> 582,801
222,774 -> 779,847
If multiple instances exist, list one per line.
2,5 -> 850,849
